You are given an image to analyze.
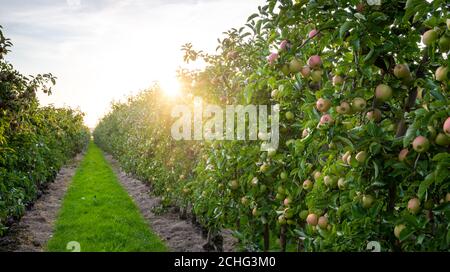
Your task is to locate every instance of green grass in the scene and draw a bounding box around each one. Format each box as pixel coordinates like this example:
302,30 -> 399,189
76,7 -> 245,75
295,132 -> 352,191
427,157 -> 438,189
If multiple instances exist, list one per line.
46,142 -> 167,252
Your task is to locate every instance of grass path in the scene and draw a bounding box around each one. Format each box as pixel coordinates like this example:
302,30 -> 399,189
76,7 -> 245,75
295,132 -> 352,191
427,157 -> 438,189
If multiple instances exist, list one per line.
46,142 -> 167,252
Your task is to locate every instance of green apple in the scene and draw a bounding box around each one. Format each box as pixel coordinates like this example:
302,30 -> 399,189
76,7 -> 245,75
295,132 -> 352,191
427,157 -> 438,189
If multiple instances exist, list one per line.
394,64 -> 411,79
394,224 -> 406,239
260,163 -> 269,173
435,133 -> 450,146
337,178 -> 347,190
375,84 -> 393,101
438,35 -> 450,52
355,151 -> 367,163
303,179 -> 313,190
422,29 -> 438,46
230,180 -> 239,190
318,216 -> 328,229
310,69 -> 323,82
362,194 -> 374,209
352,97 -> 367,112
285,111 -> 294,120
436,66 -> 448,82
332,75 -> 344,86
289,58 -> 303,73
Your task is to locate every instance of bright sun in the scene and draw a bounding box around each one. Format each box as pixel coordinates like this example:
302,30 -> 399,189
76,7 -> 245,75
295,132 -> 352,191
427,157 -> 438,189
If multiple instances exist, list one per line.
160,77 -> 181,98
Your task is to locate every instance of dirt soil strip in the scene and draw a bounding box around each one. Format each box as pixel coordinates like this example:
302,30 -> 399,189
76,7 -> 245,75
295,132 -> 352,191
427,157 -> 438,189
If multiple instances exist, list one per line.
105,154 -> 237,252
0,153 -> 84,252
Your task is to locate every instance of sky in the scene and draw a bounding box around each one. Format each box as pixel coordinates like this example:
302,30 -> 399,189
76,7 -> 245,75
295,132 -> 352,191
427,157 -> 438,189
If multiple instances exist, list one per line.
1,0 -> 265,127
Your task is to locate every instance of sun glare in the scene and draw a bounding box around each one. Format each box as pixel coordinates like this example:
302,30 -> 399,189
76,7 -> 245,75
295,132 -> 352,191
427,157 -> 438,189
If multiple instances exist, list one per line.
160,77 -> 181,98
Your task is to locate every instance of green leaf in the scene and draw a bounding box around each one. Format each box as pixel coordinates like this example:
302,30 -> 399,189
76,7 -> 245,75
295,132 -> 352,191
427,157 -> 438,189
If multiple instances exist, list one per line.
403,0 -> 428,23
430,88 -> 446,101
447,229 -> 450,246
418,173 -> 434,199
433,202 -> 450,212
399,227 -> 415,242
336,136 -> 354,149
403,124 -> 417,148
247,13 -> 259,22
339,21 -> 352,39
372,161 -> 379,179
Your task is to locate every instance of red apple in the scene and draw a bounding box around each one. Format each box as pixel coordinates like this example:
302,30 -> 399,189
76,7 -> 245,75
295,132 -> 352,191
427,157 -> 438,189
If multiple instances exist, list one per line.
302,128 -> 309,138
336,101 -> 351,114
303,179 -> 313,190
412,136 -> 429,153
444,117 -> 450,136
366,109 -> 382,122
318,216 -> 328,229
407,198 -> 421,214
308,29 -> 319,39
316,98 -> 331,112
267,52 -> 279,65
306,213 -> 318,226
398,148 -> 409,161
283,197 -> 292,206
320,114 -> 333,125
300,66 -> 311,78
308,55 -> 322,69
279,40 -> 290,51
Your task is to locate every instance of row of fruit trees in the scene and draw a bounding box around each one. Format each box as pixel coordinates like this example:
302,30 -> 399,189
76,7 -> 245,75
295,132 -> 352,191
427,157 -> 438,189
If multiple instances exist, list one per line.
0,26 -> 90,236
94,0 -> 449,251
